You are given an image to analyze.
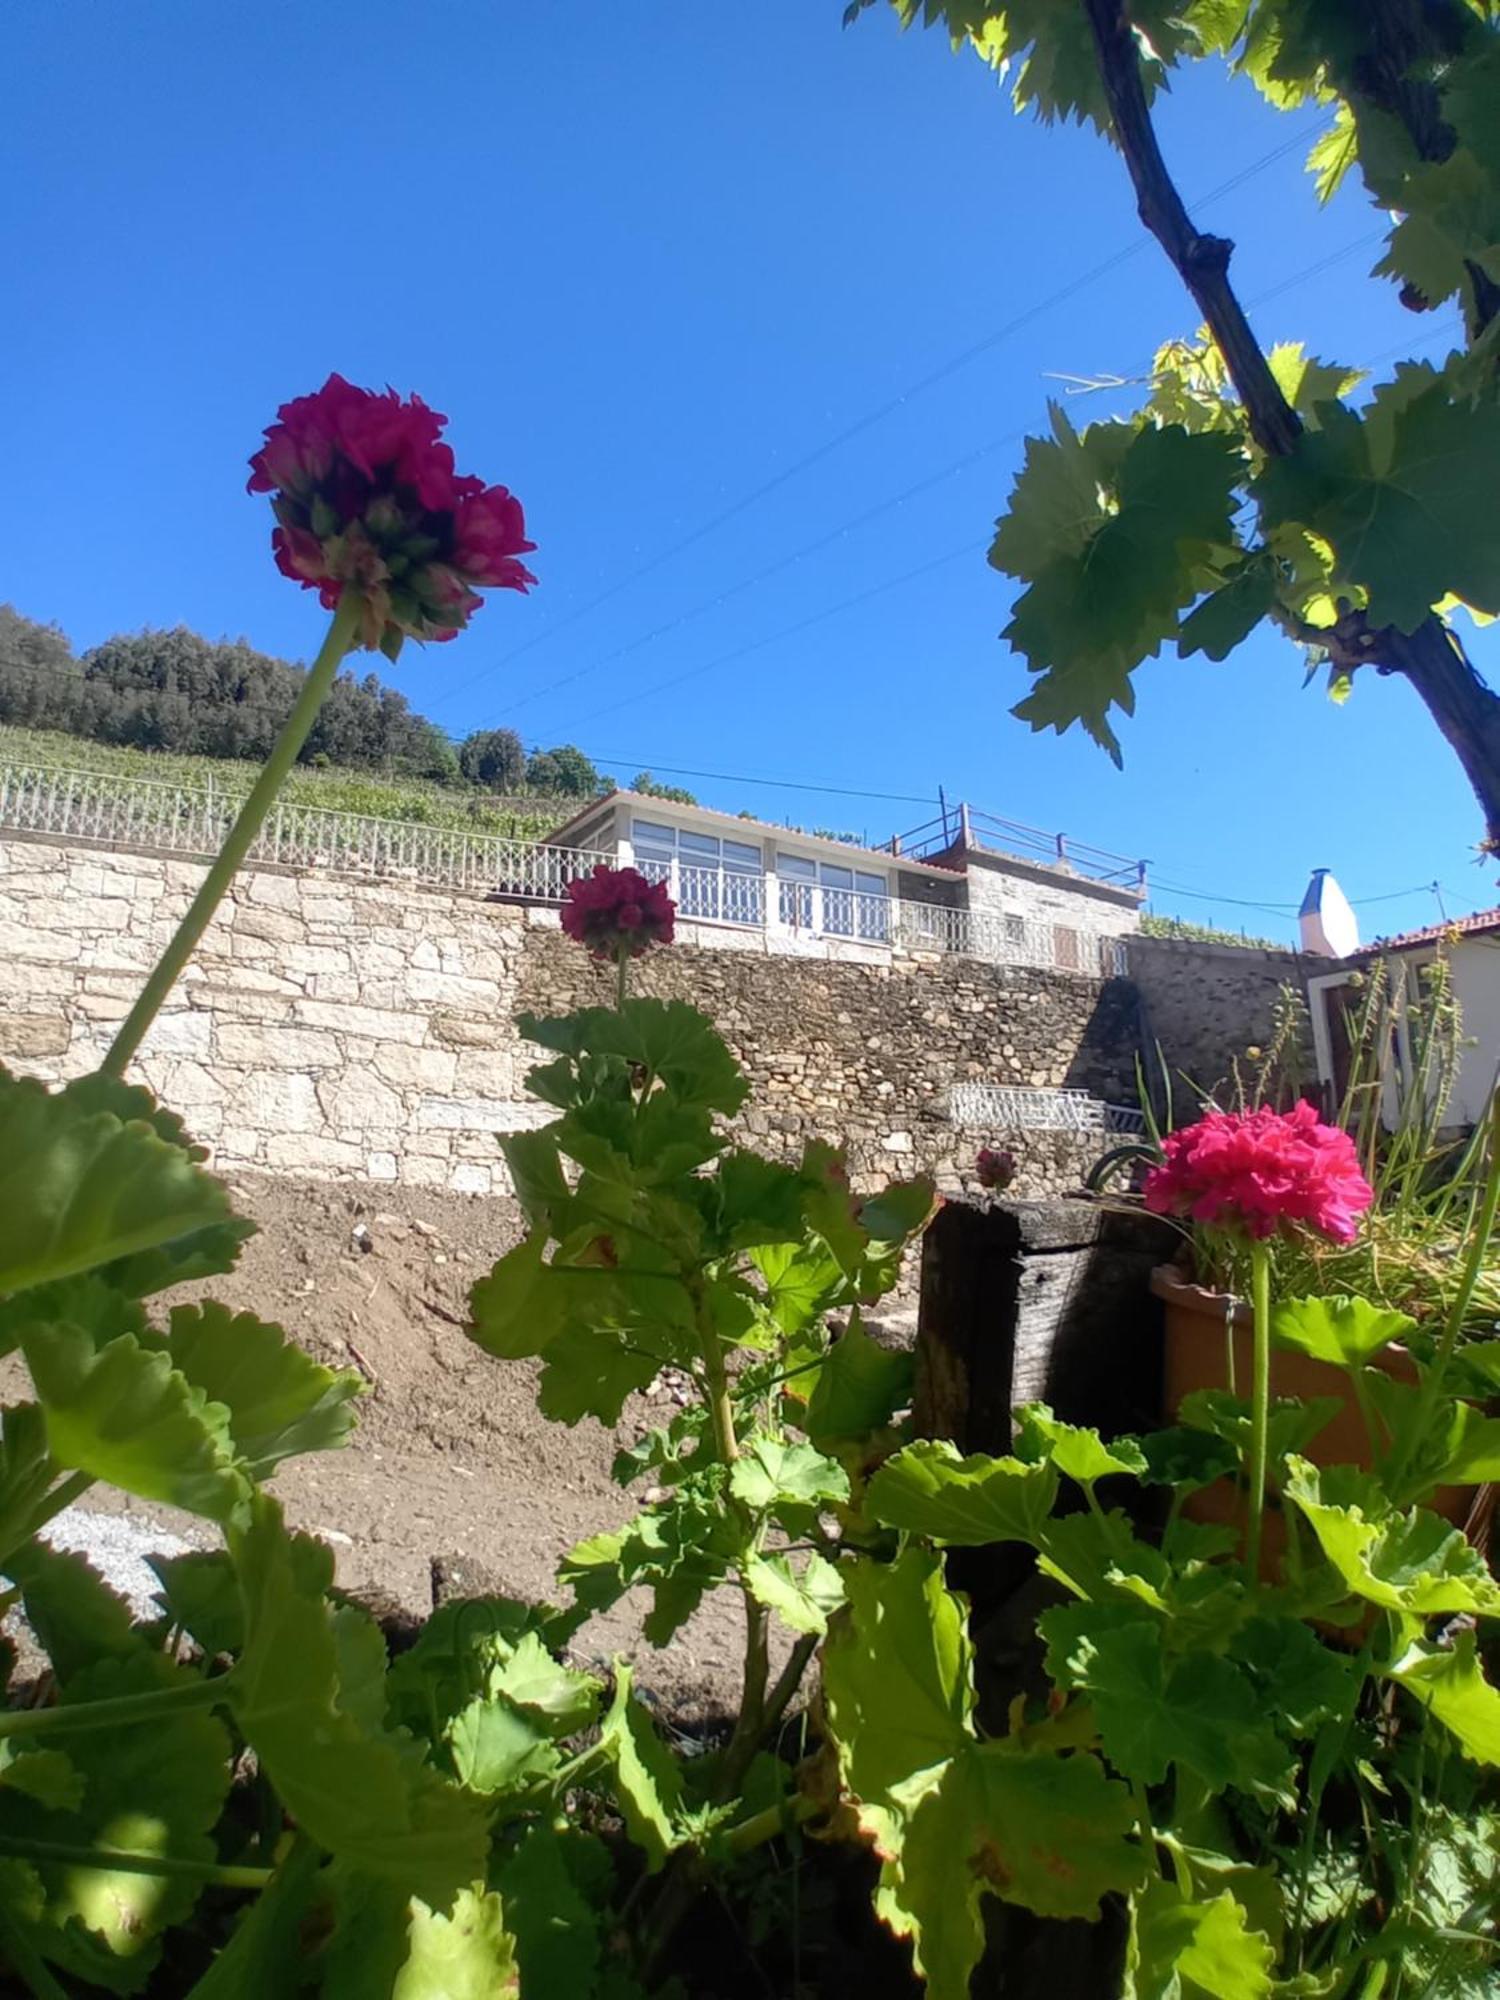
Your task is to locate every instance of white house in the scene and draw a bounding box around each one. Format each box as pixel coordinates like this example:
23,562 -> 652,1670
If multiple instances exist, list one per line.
1306,906 -> 1500,1127
546,792 -> 1146,977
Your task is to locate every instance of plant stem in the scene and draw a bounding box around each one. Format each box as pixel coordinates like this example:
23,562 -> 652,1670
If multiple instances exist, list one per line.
0,1898 -> 71,2000
724,1792 -> 819,1858
1246,1239 -> 1272,1582
0,1669 -> 232,1740
0,1833 -> 271,1890
102,592 -> 364,1077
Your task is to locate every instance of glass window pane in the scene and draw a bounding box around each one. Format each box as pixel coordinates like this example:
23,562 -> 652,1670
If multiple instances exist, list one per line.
821,864 -> 854,889
779,853 -> 816,881
679,830 -> 720,859
632,819 -> 676,847
723,840 -> 762,871
856,871 -> 887,898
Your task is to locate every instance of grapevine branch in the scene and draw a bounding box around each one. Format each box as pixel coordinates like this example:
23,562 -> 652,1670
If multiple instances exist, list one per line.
1080,0 -> 1500,848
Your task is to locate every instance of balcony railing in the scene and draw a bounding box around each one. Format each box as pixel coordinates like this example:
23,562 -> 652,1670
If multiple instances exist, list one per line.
0,762 -> 1131,978
0,763 -> 612,901
949,1083 -> 1146,1135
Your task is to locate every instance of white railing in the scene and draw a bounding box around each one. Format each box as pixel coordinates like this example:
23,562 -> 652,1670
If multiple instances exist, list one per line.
892,900 -> 1128,976
949,1083 -> 1147,1135
0,763 -> 611,901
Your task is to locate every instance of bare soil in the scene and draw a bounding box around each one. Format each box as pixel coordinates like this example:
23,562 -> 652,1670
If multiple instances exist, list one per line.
91,1173 -> 758,1721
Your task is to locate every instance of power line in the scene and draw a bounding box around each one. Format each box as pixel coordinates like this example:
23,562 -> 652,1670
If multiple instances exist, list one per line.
425,116 -> 1332,717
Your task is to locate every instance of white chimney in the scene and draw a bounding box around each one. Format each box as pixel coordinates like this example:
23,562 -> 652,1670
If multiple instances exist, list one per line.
1300,868 -> 1359,958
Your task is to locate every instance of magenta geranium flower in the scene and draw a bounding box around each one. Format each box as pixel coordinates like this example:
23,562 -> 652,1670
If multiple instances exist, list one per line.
248,374 -> 535,655
1142,1101 -> 1374,1244
975,1147 -> 1017,1190
561,865 -> 676,961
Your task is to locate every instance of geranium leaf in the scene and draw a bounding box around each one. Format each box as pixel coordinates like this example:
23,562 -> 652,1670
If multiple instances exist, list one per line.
0,1744 -> 84,1812
393,1886 -> 519,1999
446,1696 -> 557,1796
598,1663 -> 684,1872
161,1302 -> 364,1478
489,1631 -> 600,1736
150,1538 -> 335,1660
229,1493 -> 489,1902
1179,1390 -> 1342,1469
708,1152 -> 809,1249
23,1322 -> 248,1523
3,1538 -> 141,1681
823,1549 -> 974,1822
0,1068 -> 234,1298
896,1743 -> 1145,1997
866,1438 -> 1058,1546
730,1436 -> 849,1511
1229,1618 -> 1355,1737
495,1825 -> 608,1998
1271,1296 -> 1416,1368
805,1311 -> 913,1445
750,1239 -> 847,1335
1126,1881 -> 1275,1999
1136,1425 -> 1241,1495
0,1402 -> 59,1562
744,1551 -> 845,1636
1387,1632 -> 1500,1766
518,1000 -> 747,1117
385,1594 -> 572,1739
180,1840 -> 325,2000
1016,1405 -> 1149,1485
1283,1459 -> 1500,1617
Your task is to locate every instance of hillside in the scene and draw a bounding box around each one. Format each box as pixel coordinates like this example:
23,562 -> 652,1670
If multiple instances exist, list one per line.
0,724 -> 573,841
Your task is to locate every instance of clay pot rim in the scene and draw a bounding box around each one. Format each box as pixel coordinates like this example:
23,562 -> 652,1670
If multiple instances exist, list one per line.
1150,1262 -> 1251,1325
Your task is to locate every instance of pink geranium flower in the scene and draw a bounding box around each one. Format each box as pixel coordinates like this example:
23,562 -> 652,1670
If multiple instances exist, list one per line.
561,865 -> 676,961
975,1147 -> 1017,1191
248,374 -> 535,654
1142,1101 -> 1374,1244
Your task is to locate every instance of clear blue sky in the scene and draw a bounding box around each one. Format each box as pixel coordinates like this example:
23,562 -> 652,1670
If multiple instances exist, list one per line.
3,2 -> 1493,944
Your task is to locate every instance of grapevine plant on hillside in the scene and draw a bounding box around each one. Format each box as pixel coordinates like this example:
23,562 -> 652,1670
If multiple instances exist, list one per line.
852,0 -> 1500,848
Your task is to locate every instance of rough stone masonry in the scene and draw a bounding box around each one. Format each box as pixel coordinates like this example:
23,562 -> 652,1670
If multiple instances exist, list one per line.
0,834 -> 1300,1199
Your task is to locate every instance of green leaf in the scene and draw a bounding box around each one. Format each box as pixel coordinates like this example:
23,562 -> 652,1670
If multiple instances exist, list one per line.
823,1549 -> 973,1821
446,1696 -> 557,1795
1306,104 -> 1357,203
750,1238 -> 847,1335
489,1631 -> 600,1735
518,999 -> 747,1117
1016,1405 -> 1149,1485
161,1303 -> 365,1477
1136,1426 -> 1241,1495
0,1651 -> 232,1963
394,1886 -> 519,1999
0,1403 -> 59,1562
180,1840 -> 325,2000
385,1594 -> 572,1738
0,1068 -> 235,1298
1177,562 -> 1275,662
1000,419 -> 1243,761
1271,1295 -> 1416,1368
854,1176 -> 938,1300
744,1551 -> 845,1635
1041,1610 -> 1291,1792
598,1663 -> 684,1871
498,1128 -> 570,1226
730,1436 -> 850,1512
0,1744 -> 83,1812
1268,340 -> 1363,419
23,1321 -> 248,1523
229,1493 -> 490,1902
805,1312 -> 913,1445
1387,1632 -> 1500,1766
3,1538 -> 141,1681
495,1825 -> 608,1998
1126,1882 -> 1275,1999
150,1539 -> 335,1659
708,1151 -> 809,1250
866,1437 -> 1059,1546
556,1094 -> 720,1186
1229,1618 -> 1354,1737
1253,374 -> 1500,632
897,1743 -> 1145,1997
1283,1459 -> 1500,1617
1179,1389 -> 1341,1469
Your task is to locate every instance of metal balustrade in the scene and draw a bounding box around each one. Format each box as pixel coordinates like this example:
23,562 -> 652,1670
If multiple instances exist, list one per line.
949,1082 -> 1147,1135
0,761 -> 1134,977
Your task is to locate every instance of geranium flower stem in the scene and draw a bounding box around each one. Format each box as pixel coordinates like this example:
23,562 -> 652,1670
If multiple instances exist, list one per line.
616,944 -> 630,1011
1246,1239 -> 1272,1580
101,591 -> 364,1079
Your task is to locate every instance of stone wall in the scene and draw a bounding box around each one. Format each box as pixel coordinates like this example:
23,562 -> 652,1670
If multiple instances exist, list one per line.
961,849 -> 1143,949
0,834 -> 1140,1200
1126,933 -> 1312,1101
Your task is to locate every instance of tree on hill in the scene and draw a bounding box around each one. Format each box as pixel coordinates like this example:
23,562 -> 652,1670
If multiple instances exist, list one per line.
856,1 -> 1500,845
458,727 -> 527,790
525,743 -> 604,797
630,769 -> 698,804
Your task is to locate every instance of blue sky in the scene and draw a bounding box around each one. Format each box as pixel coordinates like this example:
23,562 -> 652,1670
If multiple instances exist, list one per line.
2,1 -> 1492,945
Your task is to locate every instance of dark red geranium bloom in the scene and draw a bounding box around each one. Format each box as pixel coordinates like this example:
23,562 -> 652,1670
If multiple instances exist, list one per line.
1142,1101 -> 1374,1244
975,1147 -> 1017,1191
248,374 -> 535,655
561,865 -> 676,960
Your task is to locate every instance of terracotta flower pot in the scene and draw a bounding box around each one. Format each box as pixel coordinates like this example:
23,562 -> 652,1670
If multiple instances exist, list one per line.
1152,1264 -> 1478,1541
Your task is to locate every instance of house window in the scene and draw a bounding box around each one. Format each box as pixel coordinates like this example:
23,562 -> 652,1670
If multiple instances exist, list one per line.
778,853 -> 890,941
631,819 -> 765,925
1003,913 -> 1026,945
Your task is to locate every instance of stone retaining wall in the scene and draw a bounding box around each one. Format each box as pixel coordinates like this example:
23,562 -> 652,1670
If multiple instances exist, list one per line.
1125,933 -> 1313,1101
0,834 -> 1140,1199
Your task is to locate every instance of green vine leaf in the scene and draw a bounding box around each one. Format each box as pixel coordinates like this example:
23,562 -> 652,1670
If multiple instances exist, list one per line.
1176,563 -> 1276,662
1125,1881 -> 1275,1999
866,1438 -> 1059,1545
1387,1631 -> 1500,1766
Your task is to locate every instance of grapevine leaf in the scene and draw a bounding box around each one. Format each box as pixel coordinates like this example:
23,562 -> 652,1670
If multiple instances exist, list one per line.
0,1068 -> 234,1297
1016,1405 -> 1149,1485
1282,1459 -> 1500,1617
805,1312 -> 913,1445
229,1492 -> 490,1902
1253,375 -> 1500,631
897,1743 -> 1145,1997
1387,1632 -> 1500,1766
1267,341 -> 1363,418
1126,1881 -> 1275,1999
597,1663 -> 684,1871
1270,1295 -> 1416,1368
161,1303 -> 365,1477
1306,104 -> 1357,203
822,1549 -> 973,1820
866,1438 -> 1059,1546
23,1321 -> 248,1523
1040,1609 -> 1291,1792
393,1886 -> 519,2000
1177,564 -> 1276,661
